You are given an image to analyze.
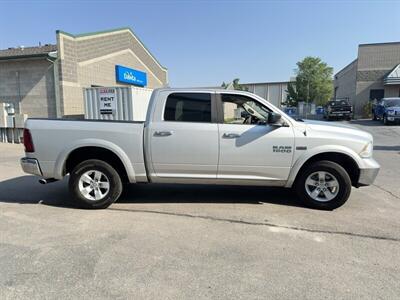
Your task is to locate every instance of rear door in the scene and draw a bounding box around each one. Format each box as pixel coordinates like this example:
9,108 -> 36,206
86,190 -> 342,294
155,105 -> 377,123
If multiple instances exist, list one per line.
148,92 -> 219,181
217,93 -> 295,184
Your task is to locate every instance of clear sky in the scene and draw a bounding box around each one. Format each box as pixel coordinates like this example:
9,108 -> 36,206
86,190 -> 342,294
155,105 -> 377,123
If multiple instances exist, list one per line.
1,0 -> 399,87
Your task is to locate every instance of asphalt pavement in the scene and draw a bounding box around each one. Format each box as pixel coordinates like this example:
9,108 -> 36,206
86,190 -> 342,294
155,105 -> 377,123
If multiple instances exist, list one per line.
0,119 -> 399,299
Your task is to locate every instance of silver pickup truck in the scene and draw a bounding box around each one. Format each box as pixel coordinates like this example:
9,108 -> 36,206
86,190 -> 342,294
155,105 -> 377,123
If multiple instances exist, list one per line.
21,88 -> 380,210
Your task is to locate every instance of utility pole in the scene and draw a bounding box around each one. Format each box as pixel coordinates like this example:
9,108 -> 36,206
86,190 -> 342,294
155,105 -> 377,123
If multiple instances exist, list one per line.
305,79 -> 309,119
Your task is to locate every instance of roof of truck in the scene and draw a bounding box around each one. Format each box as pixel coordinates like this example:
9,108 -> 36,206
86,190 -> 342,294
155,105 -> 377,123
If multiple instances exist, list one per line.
154,87 -> 253,94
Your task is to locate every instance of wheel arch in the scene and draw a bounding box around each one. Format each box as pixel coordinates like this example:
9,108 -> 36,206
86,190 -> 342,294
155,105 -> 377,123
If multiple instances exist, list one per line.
286,148 -> 361,188
54,139 -> 136,183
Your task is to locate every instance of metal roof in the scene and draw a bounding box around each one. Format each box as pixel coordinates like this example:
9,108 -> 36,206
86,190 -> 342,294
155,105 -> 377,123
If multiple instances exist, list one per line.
384,64 -> 400,85
0,44 -> 57,60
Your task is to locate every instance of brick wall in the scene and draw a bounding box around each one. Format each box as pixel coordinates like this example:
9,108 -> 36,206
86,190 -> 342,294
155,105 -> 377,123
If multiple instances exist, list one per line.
357,43 -> 400,71
0,59 -> 56,118
354,43 -> 400,117
57,29 -> 168,117
334,60 -> 357,106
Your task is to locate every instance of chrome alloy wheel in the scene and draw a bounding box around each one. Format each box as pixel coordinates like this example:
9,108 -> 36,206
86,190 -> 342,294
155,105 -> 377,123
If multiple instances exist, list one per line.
78,170 -> 110,201
305,171 -> 339,202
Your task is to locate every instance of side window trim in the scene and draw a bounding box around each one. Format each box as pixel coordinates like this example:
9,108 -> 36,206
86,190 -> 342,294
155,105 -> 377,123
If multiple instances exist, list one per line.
215,93 -> 224,124
210,93 -> 219,123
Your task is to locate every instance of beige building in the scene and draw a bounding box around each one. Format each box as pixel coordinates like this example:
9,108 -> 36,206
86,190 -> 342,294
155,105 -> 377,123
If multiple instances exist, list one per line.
334,42 -> 400,117
0,27 -> 168,118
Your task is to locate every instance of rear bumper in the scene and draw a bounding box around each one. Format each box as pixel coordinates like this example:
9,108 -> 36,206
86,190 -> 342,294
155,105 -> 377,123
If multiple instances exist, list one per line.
357,158 -> 380,187
20,157 -> 42,176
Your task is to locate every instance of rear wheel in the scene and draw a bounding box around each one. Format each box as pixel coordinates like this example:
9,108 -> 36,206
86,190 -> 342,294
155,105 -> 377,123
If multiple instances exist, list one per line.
295,161 -> 352,210
69,159 -> 123,209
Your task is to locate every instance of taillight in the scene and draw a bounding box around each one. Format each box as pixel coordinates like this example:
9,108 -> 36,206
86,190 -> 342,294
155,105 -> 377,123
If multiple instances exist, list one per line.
23,128 -> 35,153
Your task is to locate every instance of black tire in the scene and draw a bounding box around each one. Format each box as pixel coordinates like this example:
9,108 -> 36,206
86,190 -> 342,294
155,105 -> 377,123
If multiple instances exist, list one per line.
69,159 -> 123,209
295,161 -> 352,210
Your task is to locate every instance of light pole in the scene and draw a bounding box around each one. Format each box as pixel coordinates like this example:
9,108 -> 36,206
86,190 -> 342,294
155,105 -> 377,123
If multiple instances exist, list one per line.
305,79 -> 309,119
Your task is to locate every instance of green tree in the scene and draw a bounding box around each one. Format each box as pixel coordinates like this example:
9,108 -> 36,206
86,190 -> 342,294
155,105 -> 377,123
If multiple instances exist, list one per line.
221,78 -> 247,91
286,57 -> 333,106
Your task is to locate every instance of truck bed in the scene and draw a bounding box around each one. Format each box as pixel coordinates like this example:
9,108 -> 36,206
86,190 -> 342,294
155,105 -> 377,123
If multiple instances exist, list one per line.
25,119 -> 146,181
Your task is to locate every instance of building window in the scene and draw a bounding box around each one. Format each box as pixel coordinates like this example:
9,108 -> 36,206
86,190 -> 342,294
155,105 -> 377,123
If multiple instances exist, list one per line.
369,89 -> 384,101
164,93 -> 211,123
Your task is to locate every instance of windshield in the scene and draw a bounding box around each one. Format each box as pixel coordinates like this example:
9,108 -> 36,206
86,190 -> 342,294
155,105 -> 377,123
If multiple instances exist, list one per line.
243,101 -> 270,120
385,99 -> 400,107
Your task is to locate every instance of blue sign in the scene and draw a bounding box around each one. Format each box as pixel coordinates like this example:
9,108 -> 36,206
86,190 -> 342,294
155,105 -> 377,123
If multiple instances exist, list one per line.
115,65 -> 147,87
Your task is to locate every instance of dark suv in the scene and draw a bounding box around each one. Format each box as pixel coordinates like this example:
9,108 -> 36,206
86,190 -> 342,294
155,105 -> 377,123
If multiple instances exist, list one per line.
324,99 -> 353,121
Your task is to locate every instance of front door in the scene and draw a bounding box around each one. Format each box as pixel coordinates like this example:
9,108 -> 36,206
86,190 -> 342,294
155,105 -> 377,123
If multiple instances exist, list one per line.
217,93 -> 295,183
149,92 -> 219,181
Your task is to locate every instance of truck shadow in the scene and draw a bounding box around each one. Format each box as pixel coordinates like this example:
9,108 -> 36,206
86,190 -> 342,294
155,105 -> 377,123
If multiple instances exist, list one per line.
0,175 -> 303,208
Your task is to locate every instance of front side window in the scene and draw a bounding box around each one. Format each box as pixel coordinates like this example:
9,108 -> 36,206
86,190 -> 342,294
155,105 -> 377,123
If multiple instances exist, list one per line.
164,93 -> 211,123
221,94 -> 270,125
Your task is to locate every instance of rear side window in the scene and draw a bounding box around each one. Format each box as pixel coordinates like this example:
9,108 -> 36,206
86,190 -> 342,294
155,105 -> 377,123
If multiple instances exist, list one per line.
164,93 -> 211,122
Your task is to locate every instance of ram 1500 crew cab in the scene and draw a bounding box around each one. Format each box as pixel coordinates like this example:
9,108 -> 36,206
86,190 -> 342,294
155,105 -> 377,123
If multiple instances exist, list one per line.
21,88 -> 380,210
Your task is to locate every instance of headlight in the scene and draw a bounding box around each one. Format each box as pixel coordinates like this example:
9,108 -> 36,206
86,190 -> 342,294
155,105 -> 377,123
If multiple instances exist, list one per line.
387,110 -> 395,115
359,142 -> 373,158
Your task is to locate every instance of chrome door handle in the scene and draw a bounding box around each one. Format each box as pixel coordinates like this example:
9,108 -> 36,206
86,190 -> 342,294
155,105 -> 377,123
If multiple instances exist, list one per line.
154,131 -> 173,137
222,133 -> 241,139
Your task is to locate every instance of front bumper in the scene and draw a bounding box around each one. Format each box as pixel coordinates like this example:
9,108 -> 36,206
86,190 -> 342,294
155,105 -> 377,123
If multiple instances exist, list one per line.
357,158 -> 380,187
20,157 -> 42,176
386,115 -> 400,122
329,111 -> 351,115
327,112 -> 352,118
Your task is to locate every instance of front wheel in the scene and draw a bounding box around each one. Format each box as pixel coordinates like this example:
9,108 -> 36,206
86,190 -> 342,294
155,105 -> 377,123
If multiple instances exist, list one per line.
69,159 -> 123,209
295,161 -> 352,210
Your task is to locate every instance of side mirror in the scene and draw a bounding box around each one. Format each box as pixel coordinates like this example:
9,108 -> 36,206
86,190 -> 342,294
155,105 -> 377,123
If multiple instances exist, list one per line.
268,112 -> 282,124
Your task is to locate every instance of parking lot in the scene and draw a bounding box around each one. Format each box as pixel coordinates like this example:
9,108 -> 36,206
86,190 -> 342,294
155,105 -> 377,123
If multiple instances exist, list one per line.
0,120 -> 399,299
